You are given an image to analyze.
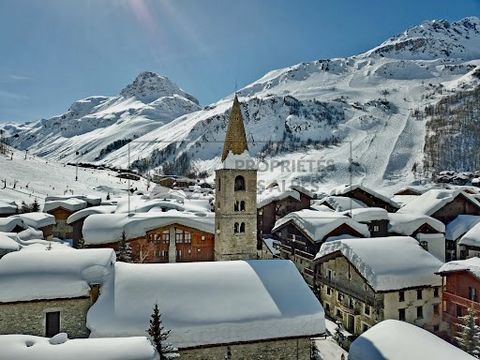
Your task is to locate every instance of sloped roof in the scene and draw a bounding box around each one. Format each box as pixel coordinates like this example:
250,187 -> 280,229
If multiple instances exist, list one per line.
458,222 -> 480,248
437,257 -> 480,279
329,184 -> 399,209
445,215 -> 480,241
388,213 -> 445,235
221,95 -> 249,162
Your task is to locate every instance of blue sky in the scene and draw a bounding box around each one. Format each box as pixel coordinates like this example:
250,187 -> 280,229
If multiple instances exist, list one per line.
0,0 -> 479,122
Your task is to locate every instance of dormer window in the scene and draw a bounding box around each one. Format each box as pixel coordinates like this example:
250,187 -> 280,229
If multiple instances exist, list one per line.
234,176 -> 245,191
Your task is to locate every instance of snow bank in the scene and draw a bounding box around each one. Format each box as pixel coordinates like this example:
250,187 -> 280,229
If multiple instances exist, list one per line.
66,205 -> 116,225
83,211 -> 215,245
350,208 -> 388,223
273,209 -> 369,242
349,320 -> 474,360
88,260 -> 325,348
316,236 -> 442,291
0,334 -> 157,360
388,213 -> 445,235
446,215 -> 480,241
43,198 -> 87,213
398,189 -> 480,216
0,248 -> 115,302
459,222 -> 480,248
438,257 -> 480,279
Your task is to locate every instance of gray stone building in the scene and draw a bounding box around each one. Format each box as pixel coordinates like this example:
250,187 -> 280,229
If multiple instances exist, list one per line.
215,95 -> 258,261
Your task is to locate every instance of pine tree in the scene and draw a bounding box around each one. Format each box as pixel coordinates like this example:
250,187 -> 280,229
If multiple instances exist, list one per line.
20,201 -> 30,213
147,303 -> 178,359
31,198 -> 40,212
116,230 -> 133,262
455,307 -> 480,357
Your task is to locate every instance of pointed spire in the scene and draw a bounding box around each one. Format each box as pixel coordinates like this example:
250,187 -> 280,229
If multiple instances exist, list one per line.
221,94 -> 249,162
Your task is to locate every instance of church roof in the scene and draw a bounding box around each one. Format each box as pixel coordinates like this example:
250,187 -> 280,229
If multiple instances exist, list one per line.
221,95 -> 249,162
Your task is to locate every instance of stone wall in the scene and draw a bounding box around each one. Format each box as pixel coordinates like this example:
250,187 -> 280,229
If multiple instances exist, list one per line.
180,337 -> 312,360
0,297 -> 91,338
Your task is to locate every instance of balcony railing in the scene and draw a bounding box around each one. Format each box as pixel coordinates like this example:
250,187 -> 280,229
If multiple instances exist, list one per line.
444,291 -> 480,312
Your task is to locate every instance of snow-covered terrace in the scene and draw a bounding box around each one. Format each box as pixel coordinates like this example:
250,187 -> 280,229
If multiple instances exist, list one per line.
316,236 -> 443,292
87,260 -> 325,348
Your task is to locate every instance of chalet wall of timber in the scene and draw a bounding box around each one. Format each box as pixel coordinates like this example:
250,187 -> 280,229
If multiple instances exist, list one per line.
431,193 -> 480,224
438,270 -> 480,341
69,219 -> 85,248
342,188 -> 399,212
46,207 -> 75,239
88,223 -> 215,263
257,193 -> 311,236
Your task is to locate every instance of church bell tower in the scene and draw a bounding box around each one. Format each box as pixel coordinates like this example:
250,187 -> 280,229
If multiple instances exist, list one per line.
214,95 -> 257,261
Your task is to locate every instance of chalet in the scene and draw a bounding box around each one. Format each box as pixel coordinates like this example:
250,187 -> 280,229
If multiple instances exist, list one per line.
43,198 -> 88,239
16,212 -> 56,239
314,236 -> 443,336
66,205 -> 116,247
349,320 -> 473,360
83,212 -> 215,263
257,184 -> 312,236
314,195 -> 367,212
457,223 -> 480,259
0,217 -> 28,233
0,200 -> 17,218
348,208 -> 389,237
0,247 -> 114,338
437,258 -> 480,342
445,215 -> 480,260
387,213 -> 446,261
272,209 -> 369,285
152,175 -> 197,189
393,186 -> 427,196
329,184 -> 400,212
397,189 -> 480,225
87,260 -> 326,360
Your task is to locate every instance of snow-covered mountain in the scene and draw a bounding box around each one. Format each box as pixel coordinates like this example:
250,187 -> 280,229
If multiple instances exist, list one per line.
2,71 -> 200,162
3,17 -> 480,193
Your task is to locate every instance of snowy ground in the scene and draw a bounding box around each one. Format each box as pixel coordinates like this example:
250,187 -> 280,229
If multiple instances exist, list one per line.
0,148 -> 148,205
313,319 -> 349,360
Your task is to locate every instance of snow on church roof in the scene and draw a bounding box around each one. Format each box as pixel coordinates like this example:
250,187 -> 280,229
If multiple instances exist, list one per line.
388,213 -> 445,235
398,189 -> 480,216
0,335 -> 157,360
83,210 -> 215,245
87,260 -> 325,348
0,248 -> 115,303
349,320 -> 474,360
438,257 -> 480,279
316,236 -> 443,291
272,209 -> 370,242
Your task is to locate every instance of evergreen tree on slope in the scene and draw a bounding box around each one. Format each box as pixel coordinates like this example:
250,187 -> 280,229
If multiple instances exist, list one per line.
455,307 -> 480,357
147,303 -> 178,359
116,230 -> 133,262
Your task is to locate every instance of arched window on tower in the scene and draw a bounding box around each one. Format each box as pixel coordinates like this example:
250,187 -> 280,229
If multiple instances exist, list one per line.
234,201 -> 240,212
240,200 -> 245,211
234,222 -> 240,234
240,222 -> 245,233
234,175 -> 246,191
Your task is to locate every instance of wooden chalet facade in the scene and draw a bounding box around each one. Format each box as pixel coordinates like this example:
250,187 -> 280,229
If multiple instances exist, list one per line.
46,207 -> 76,240
332,185 -> 400,213
431,192 -> 480,224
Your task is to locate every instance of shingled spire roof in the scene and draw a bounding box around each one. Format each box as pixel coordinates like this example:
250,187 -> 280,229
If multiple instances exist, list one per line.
221,94 -> 249,162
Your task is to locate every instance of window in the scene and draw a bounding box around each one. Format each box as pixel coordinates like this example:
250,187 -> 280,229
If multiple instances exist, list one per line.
433,304 -> 439,315
399,291 -> 405,302
349,297 -> 355,309
197,248 -> 201,252
417,306 -> 423,319
337,292 -> 344,302
469,287 -> 477,302
184,231 -> 191,243
240,200 -> 245,211
434,287 -> 439,298
325,303 -> 330,313
218,178 -> 221,191
162,231 -> 169,243
234,201 -> 240,211
234,175 -> 245,191
201,235 -> 206,241
327,269 -> 333,282
373,225 -> 380,232
398,308 -> 406,321
364,304 -> 370,317
45,311 -> 60,337
362,323 -> 369,332
234,222 -> 239,234
336,309 -> 343,319
417,289 -> 422,300
457,305 -> 463,317
326,287 -> 332,296
153,234 -> 160,244
239,222 -> 245,233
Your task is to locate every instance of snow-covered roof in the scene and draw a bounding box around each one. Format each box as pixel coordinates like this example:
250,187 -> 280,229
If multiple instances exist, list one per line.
0,200 -> 17,215
388,213 -> 445,235
114,195 -> 211,214
83,211 -> 215,245
393,186 -> 428,196
349,320 -> 474,360
392,194 -> 420,207
316,236 -> 443,291
0,335 -> 157,360
0,217 -> 27,232
43,198 -> 88,213
445,215 -> 480,241
349,208 -> 389,223
0,233 -> 20,252
262,238 -> 280,256
257,187 -> 301,208
16,212 -> 56,229
45,195 -> 102,207
329,184 -> 399,209
220,150 -> 257,170
87,260 -> 325,348
0,248 -> 115,303
310,204 -> 335,213
315,196 -> 367,211
458,222 -> 480,248
437,257 -> 480,279
398,189 -> 480,216
272,209 -> 370,242
66,205 -> 116,225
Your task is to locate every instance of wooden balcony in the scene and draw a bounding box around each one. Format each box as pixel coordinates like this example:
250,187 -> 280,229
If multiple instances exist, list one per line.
443,291 -> 480,312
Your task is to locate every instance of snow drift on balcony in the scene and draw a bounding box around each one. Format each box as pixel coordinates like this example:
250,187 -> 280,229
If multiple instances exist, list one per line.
87,260 -> 325,348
